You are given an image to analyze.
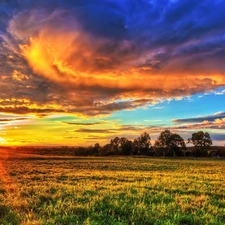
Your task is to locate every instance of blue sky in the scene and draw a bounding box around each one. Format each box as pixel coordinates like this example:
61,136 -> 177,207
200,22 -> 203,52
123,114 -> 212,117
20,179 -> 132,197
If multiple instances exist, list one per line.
0,0 -> 225,146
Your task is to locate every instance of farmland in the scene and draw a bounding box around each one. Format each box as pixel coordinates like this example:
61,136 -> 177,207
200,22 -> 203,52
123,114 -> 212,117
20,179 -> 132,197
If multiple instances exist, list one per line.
0,148 -> 225,225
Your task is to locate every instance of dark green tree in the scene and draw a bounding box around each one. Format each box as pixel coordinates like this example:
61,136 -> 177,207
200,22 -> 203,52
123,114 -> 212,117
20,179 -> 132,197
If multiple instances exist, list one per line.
93,143 -> 100,155
110,137 -> 120,154
100,144 -> 111,156
133,132 -> 151,155
119,137 -> 133,155
188,131 -> 212,157
155,130 -> 186,156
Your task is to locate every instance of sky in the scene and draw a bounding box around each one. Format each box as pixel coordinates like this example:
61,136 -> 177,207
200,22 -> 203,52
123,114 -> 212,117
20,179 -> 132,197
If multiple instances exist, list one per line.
0,0 -> 225,147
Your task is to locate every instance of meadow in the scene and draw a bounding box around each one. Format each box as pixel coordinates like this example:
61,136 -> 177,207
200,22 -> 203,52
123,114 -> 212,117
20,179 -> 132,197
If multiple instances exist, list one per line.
0,148 -> 225,225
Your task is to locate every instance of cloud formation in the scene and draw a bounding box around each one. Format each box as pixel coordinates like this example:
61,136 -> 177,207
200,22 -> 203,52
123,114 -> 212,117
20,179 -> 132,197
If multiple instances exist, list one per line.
64,122 -> 104,126
1,0 -> 225,116
173,112 -> 225,124
171,112 -> 225,131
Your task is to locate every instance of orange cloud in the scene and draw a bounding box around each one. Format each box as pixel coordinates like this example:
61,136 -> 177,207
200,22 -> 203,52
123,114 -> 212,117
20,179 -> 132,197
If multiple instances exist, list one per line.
172,118 -> 225,130
12,70 -> 29,81
214,118 -> 225,124
5,9 -> 225,116
21,32 -> 225,95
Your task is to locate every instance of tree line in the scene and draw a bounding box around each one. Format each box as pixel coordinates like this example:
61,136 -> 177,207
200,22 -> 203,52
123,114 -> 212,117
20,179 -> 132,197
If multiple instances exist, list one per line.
15,130 -> 225,157
74,130 -> 220,157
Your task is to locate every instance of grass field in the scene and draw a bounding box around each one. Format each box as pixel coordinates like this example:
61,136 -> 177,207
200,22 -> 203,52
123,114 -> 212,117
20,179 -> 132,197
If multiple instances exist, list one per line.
0,148 -> 225,225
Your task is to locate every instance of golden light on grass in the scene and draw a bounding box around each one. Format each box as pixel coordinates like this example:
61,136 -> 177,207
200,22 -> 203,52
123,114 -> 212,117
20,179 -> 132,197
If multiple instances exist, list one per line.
0,148 -> 225,224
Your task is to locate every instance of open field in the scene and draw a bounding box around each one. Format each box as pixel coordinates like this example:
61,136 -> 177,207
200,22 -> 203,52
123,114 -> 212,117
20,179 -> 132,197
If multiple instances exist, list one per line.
0,148 -> 225,225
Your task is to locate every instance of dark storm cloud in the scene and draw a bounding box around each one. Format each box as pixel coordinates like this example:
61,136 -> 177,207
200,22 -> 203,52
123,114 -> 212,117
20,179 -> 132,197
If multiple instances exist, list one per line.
2,0 -> 225,47
5,0 -> 225,58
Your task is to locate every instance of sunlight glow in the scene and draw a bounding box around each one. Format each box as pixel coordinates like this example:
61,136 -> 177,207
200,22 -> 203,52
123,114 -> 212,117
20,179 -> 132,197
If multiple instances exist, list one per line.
0,137 -> 6,144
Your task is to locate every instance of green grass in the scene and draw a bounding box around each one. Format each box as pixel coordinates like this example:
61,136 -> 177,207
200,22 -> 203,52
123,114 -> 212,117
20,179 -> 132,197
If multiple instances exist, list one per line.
0,150 -> 225,224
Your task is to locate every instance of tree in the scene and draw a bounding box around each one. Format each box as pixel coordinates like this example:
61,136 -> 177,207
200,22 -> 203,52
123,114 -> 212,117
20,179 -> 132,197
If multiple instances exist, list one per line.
155,130 -> 186,156
133,132 -> 151,155
188,131 -> 212,157
100,144 -> 111,156
119,137 -> 132,155
110,137 -> 120,154
109,137 -> 133,155
93,143 -> 100,155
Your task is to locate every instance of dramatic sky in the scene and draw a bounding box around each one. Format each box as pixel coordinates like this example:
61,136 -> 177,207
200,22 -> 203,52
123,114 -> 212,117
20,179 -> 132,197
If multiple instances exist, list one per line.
0,0 -> 225,146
